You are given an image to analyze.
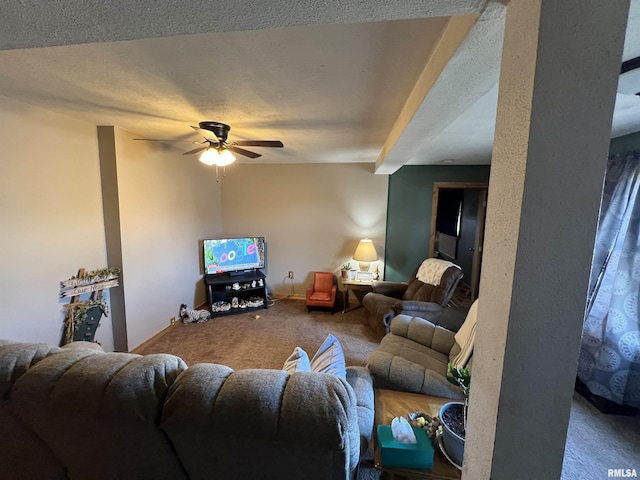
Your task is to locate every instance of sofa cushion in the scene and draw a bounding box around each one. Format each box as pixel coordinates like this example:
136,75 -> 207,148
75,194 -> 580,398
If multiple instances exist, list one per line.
310,334 -> 347,380
161,365 -> 361,479
402,278 -> 426,300
377,333 -> 449,373
0,341 -> 67,480
310,292 -> 332,301
10,346 -> 189,480
367,349 -> 464,398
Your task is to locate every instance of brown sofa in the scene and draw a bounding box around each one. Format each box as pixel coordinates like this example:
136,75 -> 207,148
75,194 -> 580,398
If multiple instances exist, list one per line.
362,260 -> 464,338
0,339 -> 374,480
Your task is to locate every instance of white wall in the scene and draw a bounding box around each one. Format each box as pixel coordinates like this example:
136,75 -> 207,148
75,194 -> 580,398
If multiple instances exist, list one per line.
113,128 -> 223,349
0,109 -> 387,349
0,96 -> 111,348
221,163 -> 388,296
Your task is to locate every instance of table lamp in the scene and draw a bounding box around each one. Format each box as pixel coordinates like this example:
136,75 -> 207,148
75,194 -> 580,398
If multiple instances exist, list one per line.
353,238 -> 378,272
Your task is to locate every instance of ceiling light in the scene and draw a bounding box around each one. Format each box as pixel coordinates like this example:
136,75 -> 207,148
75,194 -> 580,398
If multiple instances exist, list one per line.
199,148 -> 218,166
199,148 -> 236,167
216,149 -> 236,167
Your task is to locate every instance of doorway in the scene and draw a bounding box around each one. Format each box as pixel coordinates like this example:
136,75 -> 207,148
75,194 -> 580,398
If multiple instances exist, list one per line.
428,182 -> 488,300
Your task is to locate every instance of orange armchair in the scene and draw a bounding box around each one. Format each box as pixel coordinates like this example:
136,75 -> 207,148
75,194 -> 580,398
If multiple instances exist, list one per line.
306,272 -> 337,313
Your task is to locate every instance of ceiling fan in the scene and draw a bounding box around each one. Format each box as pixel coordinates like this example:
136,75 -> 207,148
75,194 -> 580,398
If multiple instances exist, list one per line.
134,121 -> 284,169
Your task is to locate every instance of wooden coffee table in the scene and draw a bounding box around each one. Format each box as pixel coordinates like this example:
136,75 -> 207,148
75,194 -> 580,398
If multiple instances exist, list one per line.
374,389 -> 462,480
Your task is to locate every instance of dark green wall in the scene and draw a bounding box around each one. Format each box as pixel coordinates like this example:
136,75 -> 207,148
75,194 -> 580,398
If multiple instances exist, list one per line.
610,132 -> 640,154
384,165 -> 491,282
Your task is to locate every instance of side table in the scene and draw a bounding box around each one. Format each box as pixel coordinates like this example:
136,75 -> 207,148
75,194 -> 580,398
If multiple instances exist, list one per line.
342,279 -> 373,313
374,388 -> 462,480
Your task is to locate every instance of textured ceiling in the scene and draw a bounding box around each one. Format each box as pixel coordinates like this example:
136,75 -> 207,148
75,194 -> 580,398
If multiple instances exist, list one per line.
1,0 -> 639,172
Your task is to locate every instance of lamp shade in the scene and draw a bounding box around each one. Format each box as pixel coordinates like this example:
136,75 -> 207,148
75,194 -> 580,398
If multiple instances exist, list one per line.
353,238 -> 378,272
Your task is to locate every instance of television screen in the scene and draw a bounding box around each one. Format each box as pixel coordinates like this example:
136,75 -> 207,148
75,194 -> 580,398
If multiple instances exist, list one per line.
203,237 -> 265,274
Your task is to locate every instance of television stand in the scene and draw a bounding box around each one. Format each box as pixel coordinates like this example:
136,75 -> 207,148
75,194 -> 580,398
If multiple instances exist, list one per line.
204,270 -> 268,317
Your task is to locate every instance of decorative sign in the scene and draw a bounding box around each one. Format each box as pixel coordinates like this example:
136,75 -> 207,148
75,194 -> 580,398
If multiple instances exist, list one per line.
60,274 -> 118,289
60,279 -> 119,298
59,267 -> 120,299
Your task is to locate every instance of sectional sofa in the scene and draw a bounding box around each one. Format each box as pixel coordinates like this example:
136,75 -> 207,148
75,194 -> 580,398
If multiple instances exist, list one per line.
0,340 -> 374,480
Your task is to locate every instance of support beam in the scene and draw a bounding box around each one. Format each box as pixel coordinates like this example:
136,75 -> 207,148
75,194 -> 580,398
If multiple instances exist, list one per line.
98,126 -> 129,352
464,1 -> 629,479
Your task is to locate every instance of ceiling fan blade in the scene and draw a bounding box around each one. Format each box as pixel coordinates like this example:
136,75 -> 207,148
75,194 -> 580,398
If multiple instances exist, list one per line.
189,126 -> 220,143
183,146 -> 208,156
234,140 -> 284,148
133,138 -> 204,144
228,145 -> 262,159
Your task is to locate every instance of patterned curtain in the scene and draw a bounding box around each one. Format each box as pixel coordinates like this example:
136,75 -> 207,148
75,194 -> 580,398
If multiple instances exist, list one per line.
578,151 -> 640,408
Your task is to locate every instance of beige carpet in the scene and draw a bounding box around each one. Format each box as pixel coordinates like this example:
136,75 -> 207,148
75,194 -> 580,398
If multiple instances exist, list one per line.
135,297 -> 381,370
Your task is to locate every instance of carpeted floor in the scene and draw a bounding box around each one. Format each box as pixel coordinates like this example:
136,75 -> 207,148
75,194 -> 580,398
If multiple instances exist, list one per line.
563,392 -> 640,480
136,297 -> 640,479
135,297 -> 380,369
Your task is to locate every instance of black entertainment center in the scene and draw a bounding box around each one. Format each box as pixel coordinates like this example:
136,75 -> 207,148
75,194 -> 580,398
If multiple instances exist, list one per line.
202,237 -> 268,317
204,270 -> 268,317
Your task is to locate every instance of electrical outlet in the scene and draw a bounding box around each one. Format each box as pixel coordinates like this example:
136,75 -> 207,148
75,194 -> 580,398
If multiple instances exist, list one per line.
288,271 -> 294,279
170,317 -> 177,326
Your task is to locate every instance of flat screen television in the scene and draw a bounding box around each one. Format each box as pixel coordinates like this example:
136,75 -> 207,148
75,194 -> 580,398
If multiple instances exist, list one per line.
203,237 -> 266,275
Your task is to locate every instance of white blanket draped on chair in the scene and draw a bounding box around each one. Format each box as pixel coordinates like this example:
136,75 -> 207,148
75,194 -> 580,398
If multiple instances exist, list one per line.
416,258 -> 460,286
451,299 -> 478,368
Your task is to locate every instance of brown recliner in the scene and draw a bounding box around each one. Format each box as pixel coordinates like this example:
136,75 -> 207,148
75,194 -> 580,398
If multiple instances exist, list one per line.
306,272 -> 337,313
366,300 -> 477,397
362,258 -> 463,338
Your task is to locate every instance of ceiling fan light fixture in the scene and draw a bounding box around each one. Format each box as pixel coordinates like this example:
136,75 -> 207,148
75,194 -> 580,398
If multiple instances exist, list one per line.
199,147 -> 236,167
199,148 -> 218,166
216,149 -> 236,167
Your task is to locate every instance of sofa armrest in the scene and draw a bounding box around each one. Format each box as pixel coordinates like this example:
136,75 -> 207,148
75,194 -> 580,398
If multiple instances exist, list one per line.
389,315 -> 456,355
346,366 -> 374,455
371,281 -> 407,298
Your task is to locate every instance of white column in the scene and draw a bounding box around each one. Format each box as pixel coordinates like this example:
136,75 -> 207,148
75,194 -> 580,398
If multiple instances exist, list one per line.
464,1 -> 629,479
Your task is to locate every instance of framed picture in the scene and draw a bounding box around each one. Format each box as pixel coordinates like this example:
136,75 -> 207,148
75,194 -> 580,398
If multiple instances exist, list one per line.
356,271 -> 373,282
